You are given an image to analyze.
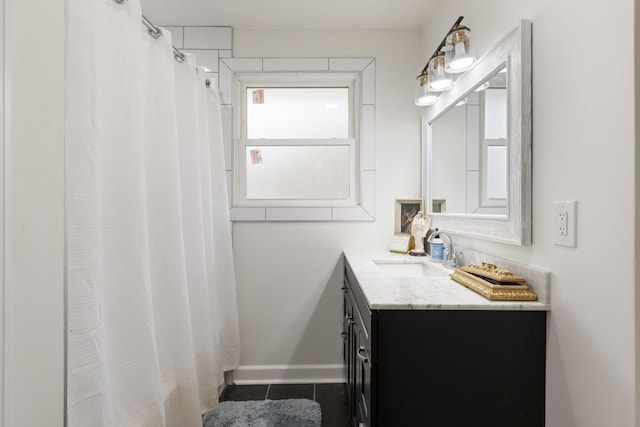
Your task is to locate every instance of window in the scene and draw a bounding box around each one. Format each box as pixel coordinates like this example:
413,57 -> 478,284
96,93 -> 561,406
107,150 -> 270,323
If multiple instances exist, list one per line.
219,57 -> 375,221
237,76 -> 357,207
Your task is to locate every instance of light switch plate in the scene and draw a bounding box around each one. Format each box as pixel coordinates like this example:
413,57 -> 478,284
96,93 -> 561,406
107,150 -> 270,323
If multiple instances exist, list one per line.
553,201 -> 577,247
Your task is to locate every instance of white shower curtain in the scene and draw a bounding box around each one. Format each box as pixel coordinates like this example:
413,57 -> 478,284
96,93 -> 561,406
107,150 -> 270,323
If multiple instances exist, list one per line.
66,1 -> 240,425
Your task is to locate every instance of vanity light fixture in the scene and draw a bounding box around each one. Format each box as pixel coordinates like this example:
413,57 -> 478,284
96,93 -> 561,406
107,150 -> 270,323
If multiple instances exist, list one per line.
416,16 -> 476,104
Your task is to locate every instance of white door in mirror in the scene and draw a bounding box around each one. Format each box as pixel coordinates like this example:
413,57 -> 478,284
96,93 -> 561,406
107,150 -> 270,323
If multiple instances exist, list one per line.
554,201 -> 577,247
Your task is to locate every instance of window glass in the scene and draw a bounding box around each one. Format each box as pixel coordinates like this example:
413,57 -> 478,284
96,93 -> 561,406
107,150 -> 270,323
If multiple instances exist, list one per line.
245,145 -> 351,199
486,145 -> 508,199
484,88 -> 507,139
246,87 -> 349,139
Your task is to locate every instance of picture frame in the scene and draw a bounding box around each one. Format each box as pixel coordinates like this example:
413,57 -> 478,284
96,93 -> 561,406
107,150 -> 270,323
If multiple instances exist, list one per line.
432,199 -> 446,213
395,198 -> 424,234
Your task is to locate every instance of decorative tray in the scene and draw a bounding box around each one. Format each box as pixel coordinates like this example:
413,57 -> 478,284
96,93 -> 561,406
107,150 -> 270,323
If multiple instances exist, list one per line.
450,262 -> 538,301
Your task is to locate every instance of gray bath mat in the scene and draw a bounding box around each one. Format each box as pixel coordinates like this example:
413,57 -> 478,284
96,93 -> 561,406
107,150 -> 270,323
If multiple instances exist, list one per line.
202,398 -> 321,427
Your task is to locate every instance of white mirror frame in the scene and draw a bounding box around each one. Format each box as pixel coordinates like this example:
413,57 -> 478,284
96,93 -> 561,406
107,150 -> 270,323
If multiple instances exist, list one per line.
422,20 -> 532,245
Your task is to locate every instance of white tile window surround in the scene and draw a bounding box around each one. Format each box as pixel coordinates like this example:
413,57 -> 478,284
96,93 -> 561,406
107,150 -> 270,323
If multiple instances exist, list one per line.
162,26 -> 232,77
219,57 -> 376,222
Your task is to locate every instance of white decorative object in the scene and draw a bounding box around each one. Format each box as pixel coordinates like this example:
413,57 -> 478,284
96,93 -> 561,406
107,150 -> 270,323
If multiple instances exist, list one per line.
389,234 -> 413,254
409,211 -> 431,256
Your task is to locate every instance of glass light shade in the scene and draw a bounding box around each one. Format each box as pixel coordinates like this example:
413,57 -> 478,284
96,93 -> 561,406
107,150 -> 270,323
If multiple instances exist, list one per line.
445,26 -> 475,73
415,84 -> 438,106
427,52 -> 453,92
474,81 -> 491,92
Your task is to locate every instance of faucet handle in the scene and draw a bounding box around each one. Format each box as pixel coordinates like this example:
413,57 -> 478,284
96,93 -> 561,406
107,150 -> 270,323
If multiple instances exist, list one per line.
454,250 -> 463,266
444,249 -> 463,269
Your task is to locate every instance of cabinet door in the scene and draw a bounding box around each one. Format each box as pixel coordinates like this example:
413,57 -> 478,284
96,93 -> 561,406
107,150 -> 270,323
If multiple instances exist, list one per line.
354,326 -> 372,427
342,285 -> 355,407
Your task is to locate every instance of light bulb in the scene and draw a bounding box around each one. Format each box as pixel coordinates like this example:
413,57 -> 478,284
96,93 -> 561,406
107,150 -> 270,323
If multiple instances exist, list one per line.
429,77 -> 453,91
448,53 -> 475,72
415,78 -> 438,106
416,93 -> 438,106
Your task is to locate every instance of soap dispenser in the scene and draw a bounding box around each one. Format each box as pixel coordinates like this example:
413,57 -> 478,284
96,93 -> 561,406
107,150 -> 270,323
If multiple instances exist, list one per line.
430,228 -> 444,263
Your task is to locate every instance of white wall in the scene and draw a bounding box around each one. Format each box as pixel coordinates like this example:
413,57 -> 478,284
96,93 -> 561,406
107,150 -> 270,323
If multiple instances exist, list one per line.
1,2 -> 631,424
636,3 -> 640,425
3,0 -> 65,425
231,29 -> 424,379
422,1 -> 636,426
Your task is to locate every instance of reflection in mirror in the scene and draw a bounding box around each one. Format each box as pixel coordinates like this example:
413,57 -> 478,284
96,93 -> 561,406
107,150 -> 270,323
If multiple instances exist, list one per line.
430,67 -> 508,215
422,20 -> 531,245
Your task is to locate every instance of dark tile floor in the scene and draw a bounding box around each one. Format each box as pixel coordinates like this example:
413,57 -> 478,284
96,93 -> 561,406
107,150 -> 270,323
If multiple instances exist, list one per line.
219,383 -> 351,427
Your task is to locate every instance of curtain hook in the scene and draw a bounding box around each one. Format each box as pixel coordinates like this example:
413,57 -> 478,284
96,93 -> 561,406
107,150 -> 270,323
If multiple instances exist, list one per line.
174,52 -> 185,63
142,15 -> 163,39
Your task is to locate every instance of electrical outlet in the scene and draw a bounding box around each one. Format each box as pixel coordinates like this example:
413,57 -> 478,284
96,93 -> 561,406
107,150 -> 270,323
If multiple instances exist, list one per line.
558,211 -> 568,236
554,201 -> 577,247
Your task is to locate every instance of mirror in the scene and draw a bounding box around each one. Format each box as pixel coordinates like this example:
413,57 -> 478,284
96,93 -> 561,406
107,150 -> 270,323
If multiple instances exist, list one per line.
431,69 -> 508,215
423,20 -> 531,245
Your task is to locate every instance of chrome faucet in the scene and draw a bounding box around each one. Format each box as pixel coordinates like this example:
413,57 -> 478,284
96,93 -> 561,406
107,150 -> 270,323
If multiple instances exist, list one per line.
427,230 -> 459,269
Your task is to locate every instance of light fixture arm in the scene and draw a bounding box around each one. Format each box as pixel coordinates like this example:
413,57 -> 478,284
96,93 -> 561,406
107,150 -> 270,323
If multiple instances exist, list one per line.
418,15 -> 465,78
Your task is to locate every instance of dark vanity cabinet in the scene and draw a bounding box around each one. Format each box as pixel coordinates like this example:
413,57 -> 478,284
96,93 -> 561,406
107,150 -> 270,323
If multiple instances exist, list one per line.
342,258 -> 547,427
342,263 -> 373,427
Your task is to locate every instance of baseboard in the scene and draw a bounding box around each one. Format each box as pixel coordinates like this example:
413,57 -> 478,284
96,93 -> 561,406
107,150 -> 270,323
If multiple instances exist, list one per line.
232,364 -> 346,385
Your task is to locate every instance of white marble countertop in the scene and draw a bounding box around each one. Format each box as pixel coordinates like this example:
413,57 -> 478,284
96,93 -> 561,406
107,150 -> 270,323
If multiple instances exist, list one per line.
344,250 -> 551,311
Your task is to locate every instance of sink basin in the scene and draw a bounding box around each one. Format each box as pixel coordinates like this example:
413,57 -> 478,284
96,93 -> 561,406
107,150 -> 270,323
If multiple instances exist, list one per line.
373,260 -> 449,278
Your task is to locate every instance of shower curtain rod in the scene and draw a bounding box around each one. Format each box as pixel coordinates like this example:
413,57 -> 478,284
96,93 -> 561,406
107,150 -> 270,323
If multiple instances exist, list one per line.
141,15 -> 186,63
112,0 -> 215,85
112,0 -> 186,63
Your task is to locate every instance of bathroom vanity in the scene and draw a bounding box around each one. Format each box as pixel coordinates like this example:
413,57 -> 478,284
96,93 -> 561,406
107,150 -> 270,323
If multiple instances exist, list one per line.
341,251 -> 549,427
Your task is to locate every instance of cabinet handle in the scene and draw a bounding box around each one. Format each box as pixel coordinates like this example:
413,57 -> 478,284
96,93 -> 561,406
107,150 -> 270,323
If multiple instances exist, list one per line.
357,346 -> 368,363
345,314 -> 354,324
